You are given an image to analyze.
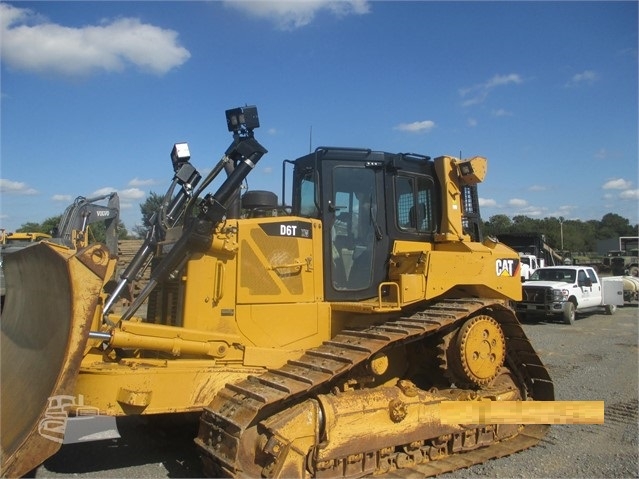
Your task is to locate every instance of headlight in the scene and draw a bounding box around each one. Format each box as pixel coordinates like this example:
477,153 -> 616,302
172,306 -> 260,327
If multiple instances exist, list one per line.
552,289 -> 569,301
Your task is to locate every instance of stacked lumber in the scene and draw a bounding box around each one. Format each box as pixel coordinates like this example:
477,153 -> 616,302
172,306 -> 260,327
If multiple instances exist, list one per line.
114,239 -> 149,315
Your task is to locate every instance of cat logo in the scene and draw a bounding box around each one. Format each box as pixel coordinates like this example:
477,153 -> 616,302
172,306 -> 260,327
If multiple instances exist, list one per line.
496,258 -> 520,277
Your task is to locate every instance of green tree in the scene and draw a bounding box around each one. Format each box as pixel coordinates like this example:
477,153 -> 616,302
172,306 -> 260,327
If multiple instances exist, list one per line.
481,213 -> 637,254
16,222 -> 48,233
511,215 -> 538,233
18,215 -> 128,243
88,219 -> 129,242
598,213 -> 636,239
42,216 -> 62,235
572,220 -> 597,252
133,191 -> 164,238
483,214 -> 513,236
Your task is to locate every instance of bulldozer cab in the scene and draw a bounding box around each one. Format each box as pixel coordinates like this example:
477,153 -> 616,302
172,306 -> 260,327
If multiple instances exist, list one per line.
290,148 -> 440,302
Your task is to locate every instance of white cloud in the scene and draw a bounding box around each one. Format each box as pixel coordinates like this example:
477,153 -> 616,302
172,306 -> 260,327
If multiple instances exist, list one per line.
566,70 -> 598,87
467,118 -> 478,127
558,205 -> 575,213
91,187 -> 119,197
548,205 -> 576,217
508,198 -> 528,207
88,187 -> 143,202
528,185 -> 547,192
393,120 -> 435,133
479,197 -> 497,207
460,73 -> 523,107
594,148 -> 608,160
52,194 -> 72,202
116,188 -> 146,200
0,3 -> 190,76
485,73 -> 523,89
619,189 -> 639,200
492,108 -> 512,117
225,0 -> 371,30
0,178 -> 38,195
603,178 -> 632,190
128,178 -> 156,187
518,205 -> 546,217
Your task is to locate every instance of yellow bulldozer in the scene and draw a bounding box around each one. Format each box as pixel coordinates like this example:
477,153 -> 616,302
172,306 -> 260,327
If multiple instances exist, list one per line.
1,106 -> 553,478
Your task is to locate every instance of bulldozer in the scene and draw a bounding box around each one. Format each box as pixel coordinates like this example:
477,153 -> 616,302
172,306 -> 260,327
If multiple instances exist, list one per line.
1,106 -> 553,478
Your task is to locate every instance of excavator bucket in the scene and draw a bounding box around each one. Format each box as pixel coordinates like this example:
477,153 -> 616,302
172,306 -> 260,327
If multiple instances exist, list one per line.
1,242 -> 112,478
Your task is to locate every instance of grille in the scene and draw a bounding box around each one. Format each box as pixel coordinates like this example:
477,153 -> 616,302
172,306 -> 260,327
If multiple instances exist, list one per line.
146,279 -> 181,326
522,286 -> 552,304
611,257 -> 625,267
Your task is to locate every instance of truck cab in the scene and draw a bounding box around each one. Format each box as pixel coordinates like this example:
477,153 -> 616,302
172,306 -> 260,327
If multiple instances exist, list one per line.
519,253 -> 543,281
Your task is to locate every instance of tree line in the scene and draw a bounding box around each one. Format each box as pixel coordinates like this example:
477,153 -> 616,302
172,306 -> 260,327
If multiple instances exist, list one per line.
482,213 -> 638,253
11,192 -> 638,254
12,217 -> 129,243
130,194 -> 639,252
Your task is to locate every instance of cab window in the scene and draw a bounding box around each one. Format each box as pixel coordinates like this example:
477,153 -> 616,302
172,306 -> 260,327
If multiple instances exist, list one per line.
395,175 -> 435,233
577,270 -> 590,286
299,170 -> 319,217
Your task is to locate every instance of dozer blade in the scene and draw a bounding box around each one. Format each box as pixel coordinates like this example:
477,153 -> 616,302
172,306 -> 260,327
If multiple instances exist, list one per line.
1,242 -> 111,478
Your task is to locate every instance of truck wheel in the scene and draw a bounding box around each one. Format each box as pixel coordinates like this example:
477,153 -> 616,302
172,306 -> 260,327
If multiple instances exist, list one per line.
604,304 -> 617,315
563,302 -> 576,325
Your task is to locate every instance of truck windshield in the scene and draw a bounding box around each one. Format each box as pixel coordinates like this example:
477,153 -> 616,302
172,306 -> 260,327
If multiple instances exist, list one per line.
531,269 -> 576,282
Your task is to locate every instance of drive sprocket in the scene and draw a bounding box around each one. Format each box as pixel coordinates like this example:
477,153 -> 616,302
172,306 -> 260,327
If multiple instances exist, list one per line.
440,315 -> 506,388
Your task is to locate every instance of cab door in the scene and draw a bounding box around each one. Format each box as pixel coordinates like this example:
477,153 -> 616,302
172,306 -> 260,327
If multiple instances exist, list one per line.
322,160 -> 388,301
577,268 -> 599,308
582,268 -> 603,307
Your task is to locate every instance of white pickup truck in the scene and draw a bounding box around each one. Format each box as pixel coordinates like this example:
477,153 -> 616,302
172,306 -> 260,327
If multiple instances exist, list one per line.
516,266 -> 624,324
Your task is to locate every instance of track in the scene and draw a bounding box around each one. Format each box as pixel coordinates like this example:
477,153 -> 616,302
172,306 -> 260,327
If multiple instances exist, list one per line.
195,298 -> 554,478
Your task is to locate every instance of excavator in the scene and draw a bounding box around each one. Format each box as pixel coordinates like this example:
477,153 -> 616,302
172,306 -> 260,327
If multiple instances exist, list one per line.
1,106 -> 553,478
0,192 -> 119,301
51,192 -> 120,254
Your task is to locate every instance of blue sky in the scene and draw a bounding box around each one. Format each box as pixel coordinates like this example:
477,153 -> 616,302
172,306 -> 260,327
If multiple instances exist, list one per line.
1,1 -> 637,234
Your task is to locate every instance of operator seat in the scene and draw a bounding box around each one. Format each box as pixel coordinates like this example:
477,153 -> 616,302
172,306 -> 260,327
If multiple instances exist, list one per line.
409,203 -> 427,230
332,235 -> 351,289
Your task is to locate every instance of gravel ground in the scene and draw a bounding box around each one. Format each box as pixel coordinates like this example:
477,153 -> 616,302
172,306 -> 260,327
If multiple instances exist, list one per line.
441,303 -> 639,479
34,304 -> 638,479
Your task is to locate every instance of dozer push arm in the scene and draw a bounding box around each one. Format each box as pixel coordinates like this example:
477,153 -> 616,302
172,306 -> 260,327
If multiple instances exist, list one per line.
102,152 -> 201,317
117,106 -> 267,322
